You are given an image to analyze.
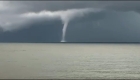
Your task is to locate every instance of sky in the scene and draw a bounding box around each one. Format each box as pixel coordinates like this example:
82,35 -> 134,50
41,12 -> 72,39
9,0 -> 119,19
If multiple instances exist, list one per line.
0,1 -> 140,42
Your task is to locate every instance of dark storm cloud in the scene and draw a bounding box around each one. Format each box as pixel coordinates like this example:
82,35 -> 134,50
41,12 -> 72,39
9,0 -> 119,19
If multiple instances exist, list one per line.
5,1 -> 140,13
1,1 -> 140,31
105,1 -> 140,13
66,11 -> 140,42
0,1 -> 140,42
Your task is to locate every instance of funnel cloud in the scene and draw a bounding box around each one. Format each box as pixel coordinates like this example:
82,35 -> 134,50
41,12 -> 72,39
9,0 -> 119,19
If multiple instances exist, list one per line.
61,22 -> 68,42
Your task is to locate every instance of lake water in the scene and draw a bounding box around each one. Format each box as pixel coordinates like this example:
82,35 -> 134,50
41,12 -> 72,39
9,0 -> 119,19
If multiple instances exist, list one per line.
0,43 -> 140,79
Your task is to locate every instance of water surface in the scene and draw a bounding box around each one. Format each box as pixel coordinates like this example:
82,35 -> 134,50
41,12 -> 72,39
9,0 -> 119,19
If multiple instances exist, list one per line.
0,43 -> 140,79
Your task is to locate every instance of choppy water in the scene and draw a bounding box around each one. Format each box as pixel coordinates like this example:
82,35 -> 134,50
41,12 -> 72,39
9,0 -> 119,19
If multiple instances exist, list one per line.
0,43 -> 140,79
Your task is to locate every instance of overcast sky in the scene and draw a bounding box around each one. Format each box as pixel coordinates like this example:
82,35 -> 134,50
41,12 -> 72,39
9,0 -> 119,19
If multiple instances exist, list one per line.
0,1 -> 140,42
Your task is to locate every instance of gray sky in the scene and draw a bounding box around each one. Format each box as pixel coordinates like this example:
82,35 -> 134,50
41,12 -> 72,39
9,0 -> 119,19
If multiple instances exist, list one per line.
0,1 -> 140,42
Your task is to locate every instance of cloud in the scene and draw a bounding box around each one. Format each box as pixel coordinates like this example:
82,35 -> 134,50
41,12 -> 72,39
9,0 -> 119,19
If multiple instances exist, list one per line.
0,7 -> 103,31
21,8 -> 102,23
0,1 -> 11,11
